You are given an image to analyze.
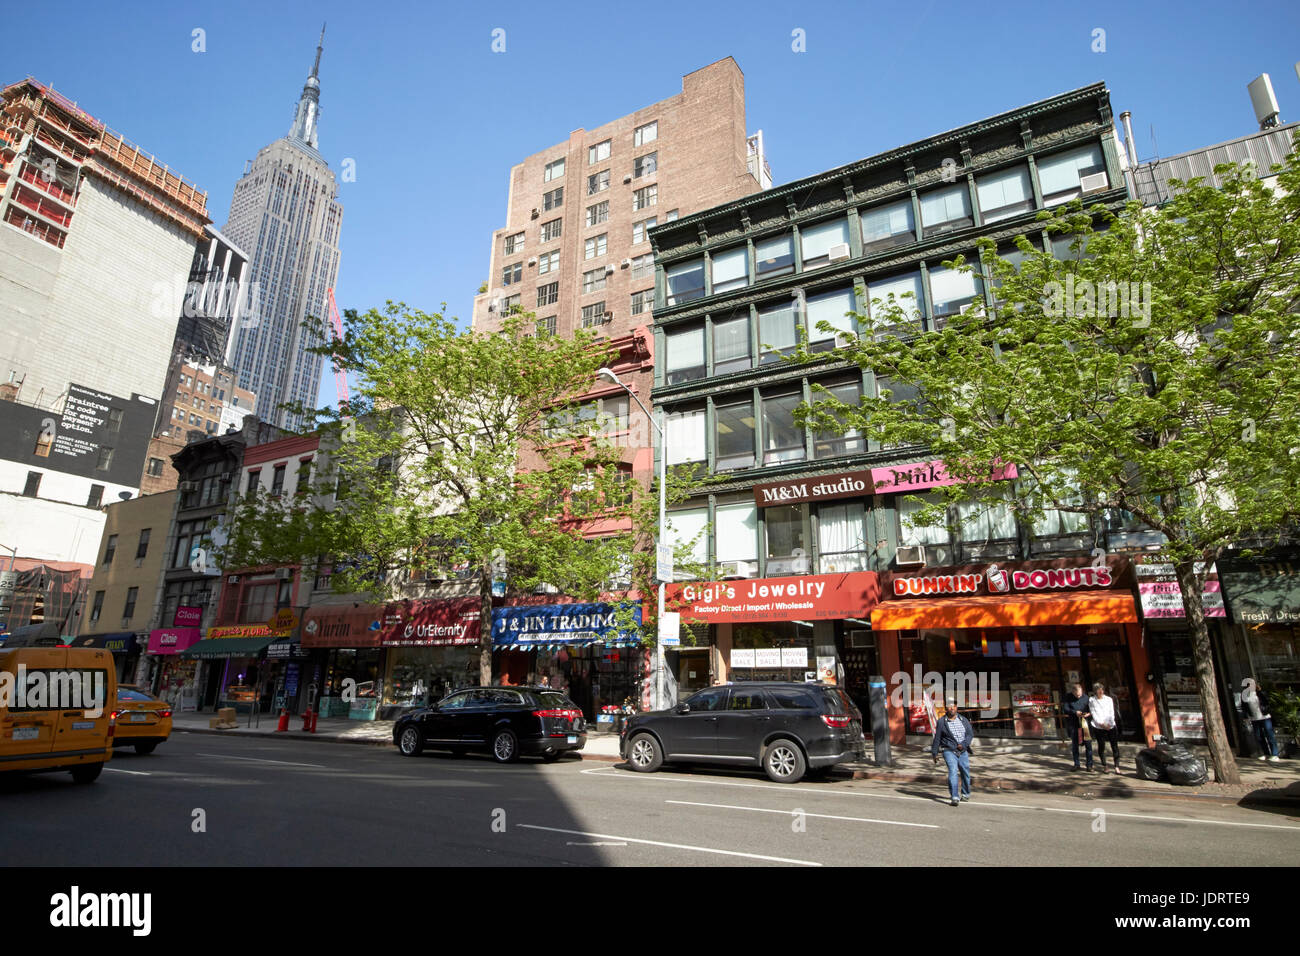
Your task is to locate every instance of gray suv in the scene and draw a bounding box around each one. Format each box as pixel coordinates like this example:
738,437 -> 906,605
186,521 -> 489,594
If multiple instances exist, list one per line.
619,682 -> 866,783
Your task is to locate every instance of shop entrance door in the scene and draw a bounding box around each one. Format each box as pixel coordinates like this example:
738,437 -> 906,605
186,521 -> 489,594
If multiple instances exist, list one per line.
1084,647 -> 1140,740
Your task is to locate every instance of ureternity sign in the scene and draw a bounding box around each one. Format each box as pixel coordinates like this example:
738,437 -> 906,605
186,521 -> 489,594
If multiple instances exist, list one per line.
382,598 -> 481,646
664,572 -> 880,624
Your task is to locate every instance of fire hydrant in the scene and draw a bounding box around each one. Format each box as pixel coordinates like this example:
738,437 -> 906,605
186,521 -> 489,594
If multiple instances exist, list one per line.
276,708 -> 289,732
301,707 -> 314,732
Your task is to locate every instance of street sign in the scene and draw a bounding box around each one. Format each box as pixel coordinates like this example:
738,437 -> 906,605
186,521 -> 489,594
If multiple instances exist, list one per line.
0,570 -> 16,611
658,611 -> 680,647
655,543 -> 673,583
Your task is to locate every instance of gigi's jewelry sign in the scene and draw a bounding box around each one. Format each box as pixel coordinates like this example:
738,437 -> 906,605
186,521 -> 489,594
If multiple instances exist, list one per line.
664,572 -> 880,624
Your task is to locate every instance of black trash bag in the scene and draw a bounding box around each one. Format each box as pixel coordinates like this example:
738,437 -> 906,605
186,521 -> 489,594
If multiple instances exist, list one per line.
1136,740 -> 1209,786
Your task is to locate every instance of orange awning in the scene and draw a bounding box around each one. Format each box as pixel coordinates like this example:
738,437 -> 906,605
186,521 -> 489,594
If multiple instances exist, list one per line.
871,590 -> 1138,630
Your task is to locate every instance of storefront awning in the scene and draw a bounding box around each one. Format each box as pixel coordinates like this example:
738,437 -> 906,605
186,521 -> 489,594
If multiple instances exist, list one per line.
871,590 -> 1138,630
180,635 -> 277,659
71,632 -> 138,654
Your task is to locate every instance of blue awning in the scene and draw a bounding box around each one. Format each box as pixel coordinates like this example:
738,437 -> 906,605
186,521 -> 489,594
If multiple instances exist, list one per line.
71,632 -> 139,654
491,602 -> 642,646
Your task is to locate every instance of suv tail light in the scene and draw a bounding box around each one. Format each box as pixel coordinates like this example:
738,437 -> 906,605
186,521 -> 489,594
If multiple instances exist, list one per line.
533,709 -> 582,720
110,710 -> 123,720
821,714 -> 852,729
160,710 -> 173,718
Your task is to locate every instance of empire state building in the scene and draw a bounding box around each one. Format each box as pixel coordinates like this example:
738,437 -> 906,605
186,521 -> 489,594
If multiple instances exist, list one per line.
223,26 -> 343,431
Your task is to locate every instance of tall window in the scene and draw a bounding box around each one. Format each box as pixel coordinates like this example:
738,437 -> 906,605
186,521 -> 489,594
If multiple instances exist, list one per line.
866,272 -> 926,332
812,380 -> 865,458
899,492 -> 951,551
630,289 -> 653,315
713,312 -> 751,374
544,157 -> 565,181
500,294 -> 521,314
541,218 -> 562,242
538,250 -> 560,274
504,232 -> 525,254
765,504 -> 809,574
581,302 -> 606,328
1028,469 -> 1091,537
631,253 -> 654,278
246,469 -> 261,494
582,268 -> 607,293
919,184 -> 973,237
1037,144 -> 1106,206
502,262 -> 522,285
667,508 -> 708,565
800,218 -> 850,270
715,398 -> 755,471
584,234 -> 607,259
588,140 -> 611,164
103,534 -> 118,565
146,457 -> 164,478
666,408 -> 706,465
754,233 -> 795,279
762,392 -> 806,465
928,264 -> 982,326
805,286 -> 857,350
90,590 -> 104,624
96,447 -> 114,472
976,165 -> 1034,222
819,502 -> 868,572
955,487 -> 1018,544
715,503 -> 758,565
239,583 -> 279,625
536,316 -> 557,337
23,471 -> 42,497
633,185 -> 657,211
587,169 -> 610,195
634,152 -> 657,178
87,484 -> 104,508
271,464 -> 286,495
537,282 -> 559,306
586,201 -> 609,227
543,187 -> 563,210
861,200 -> 916,252
710,245 -> 749,294
123,587 -> 139,620
757,300 -> 798,363
633,121 -> 658,147
135,528 -> 151,559
665,326 -> 705,385
665,259 -> 705,305
633,217 -> 656,244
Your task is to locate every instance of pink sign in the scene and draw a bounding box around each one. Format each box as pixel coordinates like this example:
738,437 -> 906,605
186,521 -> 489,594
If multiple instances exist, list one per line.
173,605 -> 202,627
1136,563 -> 1226,619
871,459 -> 1017,495
147,627 -> 202,655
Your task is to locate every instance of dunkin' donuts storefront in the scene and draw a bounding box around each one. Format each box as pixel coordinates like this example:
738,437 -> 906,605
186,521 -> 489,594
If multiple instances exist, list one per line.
872,557 -> 1158,745
663,572 -> 882,707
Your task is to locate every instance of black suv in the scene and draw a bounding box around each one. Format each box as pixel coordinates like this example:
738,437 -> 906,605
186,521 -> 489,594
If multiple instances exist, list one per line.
394,686 -> 586,763
618,682 -> 866,783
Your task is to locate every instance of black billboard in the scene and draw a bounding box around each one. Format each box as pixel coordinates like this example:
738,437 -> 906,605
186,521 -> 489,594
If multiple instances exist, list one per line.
0,383 -> 157,489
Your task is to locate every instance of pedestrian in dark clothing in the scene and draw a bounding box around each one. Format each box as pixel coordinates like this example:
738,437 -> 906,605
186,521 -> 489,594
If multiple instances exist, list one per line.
1063,682 -> 1093,772
930,697 -> 975,805
1242,678 -> 1281,763
1087,682 -> 1122,772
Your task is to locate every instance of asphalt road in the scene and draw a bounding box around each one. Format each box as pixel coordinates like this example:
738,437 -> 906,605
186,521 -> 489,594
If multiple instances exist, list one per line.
2,731 -> 1298,867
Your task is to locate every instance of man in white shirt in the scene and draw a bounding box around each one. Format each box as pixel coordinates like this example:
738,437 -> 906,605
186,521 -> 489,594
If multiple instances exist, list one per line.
1087,682 -> 1121,773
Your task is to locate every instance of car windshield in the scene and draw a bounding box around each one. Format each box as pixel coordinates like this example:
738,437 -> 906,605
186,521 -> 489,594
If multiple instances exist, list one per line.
117,689 -> 155,702
539,692 -> 575,709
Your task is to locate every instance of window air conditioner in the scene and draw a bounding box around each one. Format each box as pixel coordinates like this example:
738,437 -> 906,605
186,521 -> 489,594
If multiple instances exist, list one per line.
227,575 -> 240,585
620,259 -> 631,269
719,560 -> 757,580
603,311 -> 614,321
827,243 -> 851,262
1079,172 -> 1109,195
179,480 -> 197,492
895,546 -> 927,568
534,582 -> 560,594
623,175 -> 633,184
527,257 -> 538,266
530,208 -> 539,219
605,264 -> 615,274
488,299 -> 499,313
275,567 -> 292,580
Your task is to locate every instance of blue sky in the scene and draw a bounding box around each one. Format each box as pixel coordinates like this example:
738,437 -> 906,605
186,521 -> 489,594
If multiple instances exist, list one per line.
12,0 -> 1300,409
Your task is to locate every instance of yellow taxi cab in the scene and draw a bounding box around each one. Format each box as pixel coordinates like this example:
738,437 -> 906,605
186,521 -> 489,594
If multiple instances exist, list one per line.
112,685 -> 173,754
0,625 -> 117,783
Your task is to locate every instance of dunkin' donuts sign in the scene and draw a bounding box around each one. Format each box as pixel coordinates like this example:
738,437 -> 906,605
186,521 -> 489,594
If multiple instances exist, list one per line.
889,560 -> 1124,598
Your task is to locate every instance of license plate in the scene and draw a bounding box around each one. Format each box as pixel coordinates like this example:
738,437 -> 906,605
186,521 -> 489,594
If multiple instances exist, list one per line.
13,727 -> 39,741
566,735 -> 578,744
72,721 -> 95,730
131,713 -> 150,722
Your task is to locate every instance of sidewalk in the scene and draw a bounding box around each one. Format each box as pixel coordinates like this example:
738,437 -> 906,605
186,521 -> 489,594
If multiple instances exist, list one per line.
170,713 -> 1299,806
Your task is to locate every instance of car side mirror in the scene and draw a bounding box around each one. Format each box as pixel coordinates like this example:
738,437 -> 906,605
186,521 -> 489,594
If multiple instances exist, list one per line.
674,702 -> 690,714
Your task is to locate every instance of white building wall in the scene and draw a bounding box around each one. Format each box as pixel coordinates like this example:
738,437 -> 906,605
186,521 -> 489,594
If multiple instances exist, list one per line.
0,177 -> 197,408
0,458 -> 137,507
0,491 -> 106,566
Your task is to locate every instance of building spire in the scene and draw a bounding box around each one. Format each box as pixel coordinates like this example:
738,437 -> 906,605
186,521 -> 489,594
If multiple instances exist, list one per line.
288,24 -> 325,150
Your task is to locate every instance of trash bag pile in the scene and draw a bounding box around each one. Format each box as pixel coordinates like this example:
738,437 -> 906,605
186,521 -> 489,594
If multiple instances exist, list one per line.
1135,738 -> 1208,786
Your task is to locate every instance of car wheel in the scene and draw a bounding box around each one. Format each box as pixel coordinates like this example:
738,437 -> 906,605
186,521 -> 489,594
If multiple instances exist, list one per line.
70,763 -> 103,784
491,729 -> 518,763
134,742 -> 158,755
398,726 -> 424,756
763,739 -> 806,783
627,733 -> 663,773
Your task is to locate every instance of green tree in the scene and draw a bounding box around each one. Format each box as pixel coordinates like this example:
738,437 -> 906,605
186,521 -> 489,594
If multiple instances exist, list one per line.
222,305 -> 663,686
800,148 -> 1300,783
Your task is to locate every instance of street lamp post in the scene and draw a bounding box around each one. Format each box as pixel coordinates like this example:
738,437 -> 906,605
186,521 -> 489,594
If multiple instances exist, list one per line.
597,368 -> 669,711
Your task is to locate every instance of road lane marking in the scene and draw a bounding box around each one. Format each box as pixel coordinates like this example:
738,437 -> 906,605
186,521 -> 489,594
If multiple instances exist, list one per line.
517,824 -> 822,866
104,767 -> 151,776
666,799 -> 939,829
196,752 -> 329,769
580,768 -> 1300,831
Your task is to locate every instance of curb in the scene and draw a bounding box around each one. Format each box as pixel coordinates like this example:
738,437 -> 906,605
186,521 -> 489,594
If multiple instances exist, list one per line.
177,728 -> 394,748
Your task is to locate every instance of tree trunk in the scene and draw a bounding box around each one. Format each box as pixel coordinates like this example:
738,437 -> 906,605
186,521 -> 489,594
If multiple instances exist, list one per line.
1173,559 -> 1240,784
478,569 -> 494,687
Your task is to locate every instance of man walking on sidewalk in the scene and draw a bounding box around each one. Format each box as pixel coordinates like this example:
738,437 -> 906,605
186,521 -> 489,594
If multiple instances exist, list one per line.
1088,682 -> 1121,773
930,697 -> 975,806
1064,682 -> 1094,772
